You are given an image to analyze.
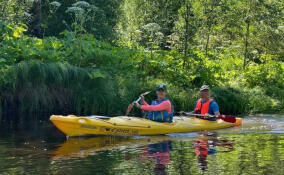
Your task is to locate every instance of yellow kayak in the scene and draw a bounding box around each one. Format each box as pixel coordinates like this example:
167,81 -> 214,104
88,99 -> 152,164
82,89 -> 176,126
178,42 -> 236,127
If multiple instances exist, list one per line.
50,115 -> 242,136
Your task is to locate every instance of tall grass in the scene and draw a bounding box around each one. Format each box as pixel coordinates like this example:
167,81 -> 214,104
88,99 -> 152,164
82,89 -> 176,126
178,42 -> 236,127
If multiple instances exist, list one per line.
0,61 -> 282,123
0,61 -> 117,122
0,60 -> 161,122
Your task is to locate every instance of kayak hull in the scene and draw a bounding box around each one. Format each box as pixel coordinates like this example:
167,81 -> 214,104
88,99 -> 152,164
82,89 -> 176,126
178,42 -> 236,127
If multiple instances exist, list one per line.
50,115 -> 242,136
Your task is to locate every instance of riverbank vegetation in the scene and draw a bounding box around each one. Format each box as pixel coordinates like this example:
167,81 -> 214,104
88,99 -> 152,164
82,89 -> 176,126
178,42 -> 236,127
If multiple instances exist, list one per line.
0,0 -> 283,122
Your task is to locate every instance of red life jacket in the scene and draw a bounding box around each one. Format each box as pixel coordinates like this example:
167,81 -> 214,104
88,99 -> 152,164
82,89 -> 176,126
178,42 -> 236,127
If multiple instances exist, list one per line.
194,140 -> 209,156
194,98 -> 214,115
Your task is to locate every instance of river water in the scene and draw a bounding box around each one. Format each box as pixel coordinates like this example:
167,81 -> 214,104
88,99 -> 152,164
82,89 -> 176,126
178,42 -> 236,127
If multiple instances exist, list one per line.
0,114 -> 284,175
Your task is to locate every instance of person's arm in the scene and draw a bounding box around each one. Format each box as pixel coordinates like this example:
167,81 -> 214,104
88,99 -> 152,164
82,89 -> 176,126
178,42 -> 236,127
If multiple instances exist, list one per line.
192,100 -> 199,114
211,101 -> 220,116
142,100 -> 148,105
140,101 -> 171,113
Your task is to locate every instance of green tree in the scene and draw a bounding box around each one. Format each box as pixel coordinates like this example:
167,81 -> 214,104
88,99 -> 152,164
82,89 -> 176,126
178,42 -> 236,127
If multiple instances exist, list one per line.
170,0 -> 197,68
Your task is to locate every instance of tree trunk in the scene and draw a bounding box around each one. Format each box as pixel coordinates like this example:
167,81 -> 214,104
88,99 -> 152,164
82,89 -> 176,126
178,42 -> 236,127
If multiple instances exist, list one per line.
32,0 -> 41,37
183,3 -> 190,69
205,0 -> 215,57
205,31 -> 210,56
243,20 -> 250,68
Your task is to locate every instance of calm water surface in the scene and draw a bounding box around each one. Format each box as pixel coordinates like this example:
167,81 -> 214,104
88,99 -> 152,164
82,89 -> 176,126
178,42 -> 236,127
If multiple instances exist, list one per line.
0,114 -> 284,175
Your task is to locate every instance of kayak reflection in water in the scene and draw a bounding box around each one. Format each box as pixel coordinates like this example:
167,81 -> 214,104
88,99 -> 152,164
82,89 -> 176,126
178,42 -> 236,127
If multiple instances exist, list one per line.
194,132 -> 234,172
139,140 -> 172,175
134,84 -> 174,123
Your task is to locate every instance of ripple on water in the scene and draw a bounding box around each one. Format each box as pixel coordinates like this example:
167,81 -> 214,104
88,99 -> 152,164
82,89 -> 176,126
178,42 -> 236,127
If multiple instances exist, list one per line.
240,115 -> 284,133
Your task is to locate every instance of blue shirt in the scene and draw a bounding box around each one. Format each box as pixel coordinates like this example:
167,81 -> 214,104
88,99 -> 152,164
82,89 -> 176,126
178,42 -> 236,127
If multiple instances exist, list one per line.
197,100 -> 219,115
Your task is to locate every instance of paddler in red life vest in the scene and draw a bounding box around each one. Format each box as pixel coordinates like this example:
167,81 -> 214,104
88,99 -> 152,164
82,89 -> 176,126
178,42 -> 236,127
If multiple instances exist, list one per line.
194,85 -> 220,119
134,84 -> 174,123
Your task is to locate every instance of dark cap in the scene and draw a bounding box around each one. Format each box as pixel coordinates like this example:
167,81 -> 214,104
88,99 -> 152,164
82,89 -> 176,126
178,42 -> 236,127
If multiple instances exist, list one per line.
156,84 -> 167,91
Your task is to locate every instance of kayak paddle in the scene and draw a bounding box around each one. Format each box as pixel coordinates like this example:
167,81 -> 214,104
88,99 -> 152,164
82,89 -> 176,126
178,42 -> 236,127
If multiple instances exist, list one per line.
179,112 -> 236,123
87,115 -> 111,119
125,91 -> 151,116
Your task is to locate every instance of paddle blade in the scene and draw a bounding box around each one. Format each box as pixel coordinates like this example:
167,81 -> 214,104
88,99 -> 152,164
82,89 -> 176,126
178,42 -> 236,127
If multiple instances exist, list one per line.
235,118 -> 242,126
125,104 -> 133,116
217,115 -> 236,123
141,91 -> 151,96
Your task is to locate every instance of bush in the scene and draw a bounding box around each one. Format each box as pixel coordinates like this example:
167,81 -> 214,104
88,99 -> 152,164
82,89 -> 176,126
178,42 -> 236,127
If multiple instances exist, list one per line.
212,86 -> 282,114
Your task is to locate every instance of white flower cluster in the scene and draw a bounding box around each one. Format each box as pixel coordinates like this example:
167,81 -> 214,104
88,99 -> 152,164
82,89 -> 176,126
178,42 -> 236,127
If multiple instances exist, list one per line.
66,7 -> 85,14
50,1 -> 61,7
23,12 -> 31,18
142,23 -> 161,32
73,1 -> 90,8
278,26 -> 284,31
155,32 -> 164,38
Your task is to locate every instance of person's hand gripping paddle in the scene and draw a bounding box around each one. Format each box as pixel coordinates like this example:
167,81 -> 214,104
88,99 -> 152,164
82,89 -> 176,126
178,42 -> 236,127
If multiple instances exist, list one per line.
125,91 -> 151,116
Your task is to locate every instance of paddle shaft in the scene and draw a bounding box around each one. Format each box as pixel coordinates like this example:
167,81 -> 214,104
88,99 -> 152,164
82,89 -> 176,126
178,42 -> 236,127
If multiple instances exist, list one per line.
87,115 -> 111,119
179,112 -> 236,123
134,96 -> 142,104
134,91 -> 150,104
183,113 -> 215,118
125,91 -> 151,116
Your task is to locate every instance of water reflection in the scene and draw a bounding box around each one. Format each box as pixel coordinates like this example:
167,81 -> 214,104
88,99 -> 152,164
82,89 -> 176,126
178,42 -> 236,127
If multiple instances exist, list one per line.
51,133 -> 236,174
51,136 -> 130,159
194,132 -> 234,172
51,136 -> 176,160
1,116 -> 284,175
139,141 -> 172,175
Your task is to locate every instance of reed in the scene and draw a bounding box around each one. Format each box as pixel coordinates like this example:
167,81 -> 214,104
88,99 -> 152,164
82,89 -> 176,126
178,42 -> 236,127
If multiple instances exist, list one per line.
0,61 -> 118,121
